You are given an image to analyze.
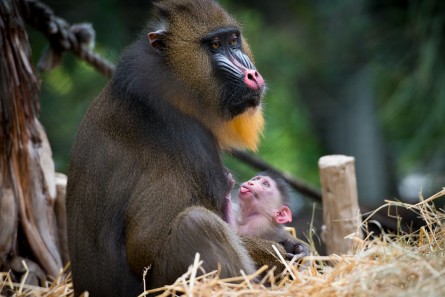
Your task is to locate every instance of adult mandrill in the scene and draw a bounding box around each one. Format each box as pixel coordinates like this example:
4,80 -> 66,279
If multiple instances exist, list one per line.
66,0 -> 281,296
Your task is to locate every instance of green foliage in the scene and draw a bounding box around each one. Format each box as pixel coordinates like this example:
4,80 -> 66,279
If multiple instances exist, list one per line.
373,0 -> 445,174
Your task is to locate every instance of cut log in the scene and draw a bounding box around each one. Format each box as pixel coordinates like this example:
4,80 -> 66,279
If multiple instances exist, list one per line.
319,155 -> 363,255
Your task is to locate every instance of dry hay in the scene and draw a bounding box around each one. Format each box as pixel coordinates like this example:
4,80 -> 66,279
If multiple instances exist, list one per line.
2,189 -> 445,297
0,264 -> 74,297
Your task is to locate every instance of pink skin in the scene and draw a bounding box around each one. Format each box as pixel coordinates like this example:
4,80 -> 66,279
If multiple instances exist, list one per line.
243,69 -> 264,91
237,175 -> 292,239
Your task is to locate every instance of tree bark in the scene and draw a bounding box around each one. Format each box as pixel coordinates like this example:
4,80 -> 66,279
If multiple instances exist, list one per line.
0,0 -> 65,280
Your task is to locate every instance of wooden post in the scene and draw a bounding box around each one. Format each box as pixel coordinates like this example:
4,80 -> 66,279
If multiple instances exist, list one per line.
319,155 -> 363,255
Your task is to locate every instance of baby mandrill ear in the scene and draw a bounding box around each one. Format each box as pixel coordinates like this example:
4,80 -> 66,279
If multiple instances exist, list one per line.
273,206 -> 292,224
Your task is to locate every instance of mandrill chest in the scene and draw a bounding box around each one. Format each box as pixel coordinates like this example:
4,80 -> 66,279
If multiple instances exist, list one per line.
144,118 -> 229,211
184,150 -> 230,212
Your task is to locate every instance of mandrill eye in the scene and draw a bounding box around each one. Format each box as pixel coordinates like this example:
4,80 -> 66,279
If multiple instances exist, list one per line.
210,39 -> 221,50
229,34 -> 239,46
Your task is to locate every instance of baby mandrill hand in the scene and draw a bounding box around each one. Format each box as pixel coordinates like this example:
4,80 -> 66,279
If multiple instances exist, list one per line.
280,238 -> 311,260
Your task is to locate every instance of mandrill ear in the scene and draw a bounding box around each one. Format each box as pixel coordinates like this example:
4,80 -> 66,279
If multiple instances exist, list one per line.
273,206 -> 292,224
147,30 -> 167,52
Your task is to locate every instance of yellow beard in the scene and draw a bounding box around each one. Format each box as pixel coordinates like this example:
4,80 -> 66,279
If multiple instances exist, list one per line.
216,107 -> 264,151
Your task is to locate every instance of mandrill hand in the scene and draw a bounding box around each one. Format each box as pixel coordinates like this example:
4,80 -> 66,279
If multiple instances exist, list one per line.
225,171 -> 235,190
223,171 -> 236,229
280,237 -> 311,261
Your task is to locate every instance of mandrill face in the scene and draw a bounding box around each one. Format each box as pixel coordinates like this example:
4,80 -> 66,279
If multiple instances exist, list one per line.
202,27 -> 265,119
238,175 -> 282,221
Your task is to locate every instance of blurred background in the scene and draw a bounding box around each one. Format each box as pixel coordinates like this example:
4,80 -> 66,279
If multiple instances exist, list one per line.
28,0 -> 444,217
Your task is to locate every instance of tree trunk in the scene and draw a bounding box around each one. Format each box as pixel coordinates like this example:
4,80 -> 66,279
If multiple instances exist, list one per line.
0,0 -> 66,284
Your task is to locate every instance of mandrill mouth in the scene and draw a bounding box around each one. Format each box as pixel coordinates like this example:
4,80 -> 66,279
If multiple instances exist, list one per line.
223,83 -> 265,119
238,186 -> 253,200
240,186 -> 251,194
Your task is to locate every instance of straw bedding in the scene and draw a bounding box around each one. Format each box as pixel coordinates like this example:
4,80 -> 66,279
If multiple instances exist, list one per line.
2,189 -> 444,297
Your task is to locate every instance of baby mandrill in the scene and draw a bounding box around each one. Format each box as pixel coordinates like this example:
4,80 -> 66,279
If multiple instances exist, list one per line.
226,171 -> 310,258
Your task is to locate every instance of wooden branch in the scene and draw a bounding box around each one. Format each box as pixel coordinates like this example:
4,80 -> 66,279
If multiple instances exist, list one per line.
20,0 -> 115,78
319,155 -> 363,255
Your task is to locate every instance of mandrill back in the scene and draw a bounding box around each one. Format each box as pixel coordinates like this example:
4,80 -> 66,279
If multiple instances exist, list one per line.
66,0 -> 269,296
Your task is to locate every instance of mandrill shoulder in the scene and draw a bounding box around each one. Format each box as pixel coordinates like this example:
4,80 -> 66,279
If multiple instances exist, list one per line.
110,39 -> 176,105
